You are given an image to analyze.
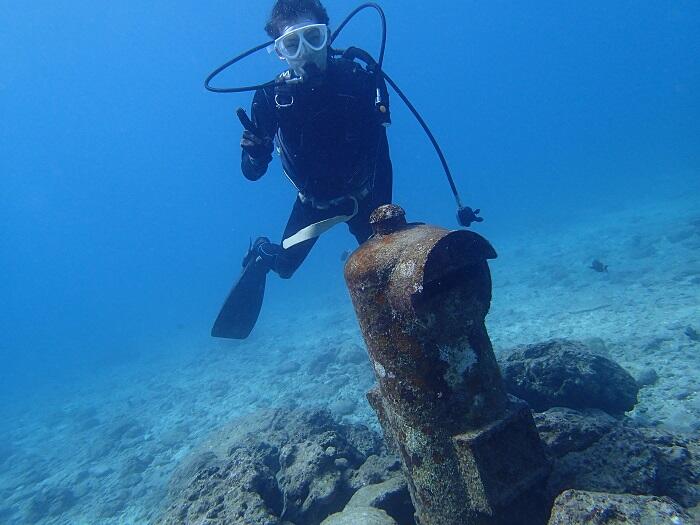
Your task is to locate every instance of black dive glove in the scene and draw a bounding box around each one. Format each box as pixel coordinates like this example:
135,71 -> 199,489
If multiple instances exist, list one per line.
237,107 -> 273,164
457,206 -> 484,228
240,130 -> 273,164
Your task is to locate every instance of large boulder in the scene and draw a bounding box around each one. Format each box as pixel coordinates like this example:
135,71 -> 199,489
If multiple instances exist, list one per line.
158,408 -> 398,525
275,431 -> 366,524
500,339 -> 639,414
346,476 -> 415,525
547,490 -> 692,524
534,408 -> 700,509
534,407 -> 618,457
161,448 -> 282,524
347,454 -> 401,491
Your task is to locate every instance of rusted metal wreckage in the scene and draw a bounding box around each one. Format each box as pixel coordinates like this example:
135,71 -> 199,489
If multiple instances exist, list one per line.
345,204 -> 550,525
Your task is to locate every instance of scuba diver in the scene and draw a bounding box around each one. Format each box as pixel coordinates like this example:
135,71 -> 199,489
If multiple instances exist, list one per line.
212,0 -> 393,338
208,1 -> 482,339
241,0 -> 392,279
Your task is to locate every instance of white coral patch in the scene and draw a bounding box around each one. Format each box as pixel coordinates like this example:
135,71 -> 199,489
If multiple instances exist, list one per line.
374,361 -> 387,378
438,343 -> 477,388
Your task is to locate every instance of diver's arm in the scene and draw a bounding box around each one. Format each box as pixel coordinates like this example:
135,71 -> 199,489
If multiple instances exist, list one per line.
241,89 -> 277,181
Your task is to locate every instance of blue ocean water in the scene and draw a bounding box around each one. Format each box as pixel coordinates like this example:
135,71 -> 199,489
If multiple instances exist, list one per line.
1,1 -> 699,523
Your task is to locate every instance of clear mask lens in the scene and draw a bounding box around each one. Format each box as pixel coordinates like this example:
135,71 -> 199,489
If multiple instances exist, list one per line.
280,33 -> 301,56
303,26 -> 325,48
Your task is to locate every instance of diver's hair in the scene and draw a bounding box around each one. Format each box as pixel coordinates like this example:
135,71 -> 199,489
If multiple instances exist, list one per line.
265,0 -> 330,39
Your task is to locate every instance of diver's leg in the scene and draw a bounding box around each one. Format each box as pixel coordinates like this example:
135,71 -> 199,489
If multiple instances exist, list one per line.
273,197 -> 324,279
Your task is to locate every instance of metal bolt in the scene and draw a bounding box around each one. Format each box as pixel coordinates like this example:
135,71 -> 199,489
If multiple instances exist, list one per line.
369,204 -> 407,235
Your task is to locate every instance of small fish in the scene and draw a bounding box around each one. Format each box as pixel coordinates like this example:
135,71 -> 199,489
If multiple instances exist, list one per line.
589,260 -> 608,273
685,326 -> 699,342
340,249 -> 352,262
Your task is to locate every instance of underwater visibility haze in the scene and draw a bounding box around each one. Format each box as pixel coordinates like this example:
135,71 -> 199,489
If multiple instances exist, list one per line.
1,1 -> 699,523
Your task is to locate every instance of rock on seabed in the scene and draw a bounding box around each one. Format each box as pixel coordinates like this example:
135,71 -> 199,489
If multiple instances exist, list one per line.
157,408 -> 400,525
548,490 -> 693,524
321,506 -> 398,525
500,339 -> 639,414
537,408 -> 700,510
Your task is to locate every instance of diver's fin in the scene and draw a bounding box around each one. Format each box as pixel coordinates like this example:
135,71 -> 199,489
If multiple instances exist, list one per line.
211,258 -> 268,339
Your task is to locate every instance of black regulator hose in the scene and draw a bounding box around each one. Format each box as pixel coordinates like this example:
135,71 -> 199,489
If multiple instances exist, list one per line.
382,73 -> 482,226
204,41 -> 276,93
381,73 -> 461,208
331,3 -> 387,69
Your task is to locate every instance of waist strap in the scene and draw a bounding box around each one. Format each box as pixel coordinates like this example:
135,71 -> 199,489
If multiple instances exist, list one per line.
298,184 -> 370,210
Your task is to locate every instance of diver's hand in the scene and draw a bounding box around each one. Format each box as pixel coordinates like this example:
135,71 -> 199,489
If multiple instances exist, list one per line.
240,130 -> 273,163
457,206 -> 484,227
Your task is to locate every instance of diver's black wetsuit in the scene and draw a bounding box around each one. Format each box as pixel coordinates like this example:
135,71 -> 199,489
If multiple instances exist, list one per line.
241,57 -> 393,278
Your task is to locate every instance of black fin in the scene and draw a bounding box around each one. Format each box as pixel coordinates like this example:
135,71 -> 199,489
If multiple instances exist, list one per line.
211,258 -> 268,339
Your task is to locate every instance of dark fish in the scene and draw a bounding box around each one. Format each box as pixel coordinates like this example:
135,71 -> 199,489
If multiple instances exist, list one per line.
340,249 -> 352,262
589,260 -> 608,273
685,326 -> 699,342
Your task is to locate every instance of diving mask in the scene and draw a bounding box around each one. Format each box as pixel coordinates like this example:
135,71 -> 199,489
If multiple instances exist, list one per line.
274,23 -> 329,60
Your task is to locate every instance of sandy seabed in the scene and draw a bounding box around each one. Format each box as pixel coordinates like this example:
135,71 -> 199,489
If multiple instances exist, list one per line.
1,195 -> 698,524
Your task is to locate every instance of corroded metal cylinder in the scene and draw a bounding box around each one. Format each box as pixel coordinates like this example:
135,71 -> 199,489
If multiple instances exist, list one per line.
345,204 -> 549,525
